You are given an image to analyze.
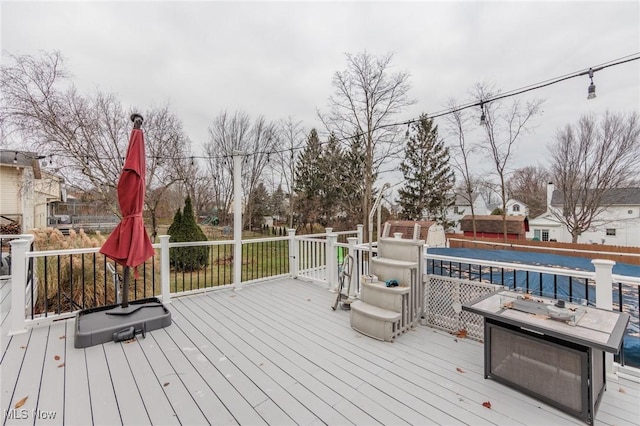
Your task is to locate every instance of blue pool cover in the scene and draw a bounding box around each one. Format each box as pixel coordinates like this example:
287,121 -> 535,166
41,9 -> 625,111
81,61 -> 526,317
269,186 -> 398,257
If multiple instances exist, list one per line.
427,248 -> 640,368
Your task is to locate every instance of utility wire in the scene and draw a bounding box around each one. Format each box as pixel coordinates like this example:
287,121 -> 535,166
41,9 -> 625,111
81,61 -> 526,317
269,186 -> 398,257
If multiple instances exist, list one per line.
37,53 -> 640,164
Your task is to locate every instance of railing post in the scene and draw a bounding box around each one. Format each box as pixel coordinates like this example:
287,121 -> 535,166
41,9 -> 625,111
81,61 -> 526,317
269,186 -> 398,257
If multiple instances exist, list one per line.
347,237 -> 358,299
356,224 -> 364,245
9,236 -> 32,335
592,259 -> 616,373
233,151 -> 244,289
159,235 -> 171,304
326,233 -> 338,291
592,259 -> 614,310
288,228 -> 298,278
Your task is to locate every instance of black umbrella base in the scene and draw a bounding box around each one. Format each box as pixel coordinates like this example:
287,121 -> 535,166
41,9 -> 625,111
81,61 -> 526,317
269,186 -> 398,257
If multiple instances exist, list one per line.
74,297 -> 171,348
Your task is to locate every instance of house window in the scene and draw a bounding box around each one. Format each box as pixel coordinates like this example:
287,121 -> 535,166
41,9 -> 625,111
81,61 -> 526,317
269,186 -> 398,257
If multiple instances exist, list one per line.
541,230 -> 549,242
454,206 -> 460,214
533,230 -> 541,240
606,229 -> 616,236
513,204 -> 520,212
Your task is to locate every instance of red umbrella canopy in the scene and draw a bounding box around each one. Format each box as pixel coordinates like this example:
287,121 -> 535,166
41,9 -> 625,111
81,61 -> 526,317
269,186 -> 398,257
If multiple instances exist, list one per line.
100,122 -> 154,268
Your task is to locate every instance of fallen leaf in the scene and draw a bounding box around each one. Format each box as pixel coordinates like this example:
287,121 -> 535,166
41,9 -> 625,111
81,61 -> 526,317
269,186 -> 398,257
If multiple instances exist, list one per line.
20,346 -> 27,349
15,396 -> 28,409
59,336 -> 66,339
163,382 -> 170,387
54,355 -> 61,361
453,338 -> 458,343
229,294 -> 237,298
455,329 -> 467,338
619,387 -> 627,394
259,363 -> 264,367
482,401 -> 492,409
125,338 -> 136,344
58,363 -> 65,368
456,367 -> 465,373
306,298 -> 311,301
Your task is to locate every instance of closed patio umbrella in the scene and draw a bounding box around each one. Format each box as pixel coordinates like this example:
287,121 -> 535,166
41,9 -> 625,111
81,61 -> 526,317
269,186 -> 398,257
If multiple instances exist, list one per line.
99,113 -> 154,308
75,113 -> 170,349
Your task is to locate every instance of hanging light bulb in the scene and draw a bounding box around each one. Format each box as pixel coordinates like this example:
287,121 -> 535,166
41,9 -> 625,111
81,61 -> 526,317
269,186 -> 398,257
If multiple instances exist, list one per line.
587,68 -> 596,100
190,156 -> 194,166
479,102 -> 486,125
13,152 -> 18,164
405,122 -> 410,140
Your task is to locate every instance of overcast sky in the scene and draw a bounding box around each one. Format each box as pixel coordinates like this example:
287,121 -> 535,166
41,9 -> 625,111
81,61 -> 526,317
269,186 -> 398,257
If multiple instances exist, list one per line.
2,1 -> 639,187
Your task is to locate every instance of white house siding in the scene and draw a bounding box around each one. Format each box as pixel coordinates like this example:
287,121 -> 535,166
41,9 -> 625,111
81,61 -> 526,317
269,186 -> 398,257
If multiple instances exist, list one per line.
446,194 -> 489,233
0,166 -> 21,216
577,206 -> 640,246
528,209 -> 640,246
505,199 -> 529,216
526,214 -> 571,242
1,164 -> 62,231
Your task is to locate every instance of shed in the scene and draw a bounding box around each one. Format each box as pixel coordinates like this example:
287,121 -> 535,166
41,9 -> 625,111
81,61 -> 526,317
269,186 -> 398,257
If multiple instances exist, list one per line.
460,215 -> 529,240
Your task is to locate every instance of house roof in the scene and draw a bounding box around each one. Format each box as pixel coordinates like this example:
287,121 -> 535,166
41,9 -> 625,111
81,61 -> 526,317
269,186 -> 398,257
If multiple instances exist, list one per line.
551,188 -> 640,206
452,192 -> 479,206
460,215 -> 529,234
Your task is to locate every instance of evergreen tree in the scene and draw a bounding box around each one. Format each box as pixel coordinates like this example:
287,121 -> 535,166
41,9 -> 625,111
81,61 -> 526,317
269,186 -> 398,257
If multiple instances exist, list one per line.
294,129 -> 325,232
398,115 -> 455,224
168,196 -> 209,272
339,135 -> 369,229
247,182 -> 270,229
270,184 -> 287,222
319,133 -> 344,225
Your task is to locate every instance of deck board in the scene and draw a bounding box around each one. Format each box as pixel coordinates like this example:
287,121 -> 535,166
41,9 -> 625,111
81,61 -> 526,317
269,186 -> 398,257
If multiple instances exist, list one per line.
103,340 -> 152,425
84,344 -> 121,425
1,277 -> 639,425
62,322 -> 94,426
33,321 -> 66,425
135,330 -> 211,425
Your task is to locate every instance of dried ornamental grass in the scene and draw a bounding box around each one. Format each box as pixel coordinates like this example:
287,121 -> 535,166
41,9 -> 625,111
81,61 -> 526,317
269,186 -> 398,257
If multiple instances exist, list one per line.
30,228 -> 158,314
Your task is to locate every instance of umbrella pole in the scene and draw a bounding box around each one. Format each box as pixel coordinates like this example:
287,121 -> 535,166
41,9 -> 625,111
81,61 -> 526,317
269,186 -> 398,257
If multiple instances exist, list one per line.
122,266 -> 130,308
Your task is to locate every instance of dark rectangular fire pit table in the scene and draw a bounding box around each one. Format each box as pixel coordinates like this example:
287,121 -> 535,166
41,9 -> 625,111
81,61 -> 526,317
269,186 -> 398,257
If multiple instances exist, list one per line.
463,290 -> 629,425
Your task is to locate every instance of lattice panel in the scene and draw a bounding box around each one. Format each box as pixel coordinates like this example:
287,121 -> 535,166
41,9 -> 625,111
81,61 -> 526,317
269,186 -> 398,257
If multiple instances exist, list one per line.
424,275 -> 501,341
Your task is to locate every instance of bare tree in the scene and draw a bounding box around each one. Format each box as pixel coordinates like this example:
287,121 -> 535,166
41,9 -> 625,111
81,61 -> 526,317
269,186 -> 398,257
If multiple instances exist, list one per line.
320,51 -> 415,240
205,110 -> 278,229
473,82 -> 543,241
506,165 -> 549,218
445,98 -> 480,236
549,111 -> 640,242
271,116 -> 305,228
0,51 -> 192,239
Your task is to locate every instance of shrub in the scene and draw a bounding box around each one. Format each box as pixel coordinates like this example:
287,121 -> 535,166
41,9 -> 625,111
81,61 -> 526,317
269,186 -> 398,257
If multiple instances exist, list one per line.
168,196 -> 210,272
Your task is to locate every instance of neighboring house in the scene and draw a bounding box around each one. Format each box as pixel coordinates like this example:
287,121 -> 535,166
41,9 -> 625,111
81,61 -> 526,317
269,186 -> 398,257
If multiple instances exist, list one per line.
0,150 -> 63,232
445,193 -> 489,233
460,215 -> 529,240
505,199 -> 529,216
528,183 -> 640,246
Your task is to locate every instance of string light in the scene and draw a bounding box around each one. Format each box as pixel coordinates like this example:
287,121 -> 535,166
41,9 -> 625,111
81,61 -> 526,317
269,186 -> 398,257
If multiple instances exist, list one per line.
25,53 -> 638,166
587,68 -> 596,100
13,152 -> 18,164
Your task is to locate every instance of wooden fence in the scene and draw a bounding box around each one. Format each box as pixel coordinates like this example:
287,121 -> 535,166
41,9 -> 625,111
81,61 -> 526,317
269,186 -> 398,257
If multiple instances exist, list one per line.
447,235 -> 640,266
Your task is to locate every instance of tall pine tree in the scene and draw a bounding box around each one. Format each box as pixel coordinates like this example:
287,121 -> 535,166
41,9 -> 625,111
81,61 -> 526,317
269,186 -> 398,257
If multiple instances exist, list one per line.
398,115 -> 455,224
294,129 -> 325,232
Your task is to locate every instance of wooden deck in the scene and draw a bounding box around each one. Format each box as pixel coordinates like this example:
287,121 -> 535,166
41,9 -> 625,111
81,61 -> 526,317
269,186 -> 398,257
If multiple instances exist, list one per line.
1,277 -> 639,425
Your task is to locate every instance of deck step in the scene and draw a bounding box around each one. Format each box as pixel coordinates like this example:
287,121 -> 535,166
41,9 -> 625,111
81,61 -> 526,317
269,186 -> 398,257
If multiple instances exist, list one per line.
350,300 -> 401,342
370,257 -> 417,283
361,281 -> 409,312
